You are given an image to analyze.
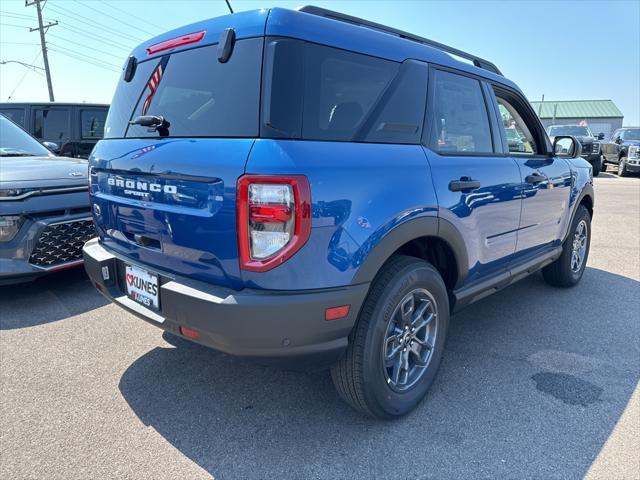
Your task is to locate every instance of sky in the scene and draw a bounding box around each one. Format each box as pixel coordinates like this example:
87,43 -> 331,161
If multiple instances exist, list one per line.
1,0 -> 639,124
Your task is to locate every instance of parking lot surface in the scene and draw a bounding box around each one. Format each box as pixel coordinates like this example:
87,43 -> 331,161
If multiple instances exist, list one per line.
1,175 -> 639,480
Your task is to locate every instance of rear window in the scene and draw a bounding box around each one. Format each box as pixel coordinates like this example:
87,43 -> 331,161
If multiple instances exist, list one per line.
104,38 -> 263,139
262,38 -> 428,144
80,109 -> 108,139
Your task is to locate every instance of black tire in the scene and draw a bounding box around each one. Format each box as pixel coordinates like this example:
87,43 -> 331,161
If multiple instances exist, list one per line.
331,255 -> 449,419
618,157 -> 629,177
601,159 -> 607,172
542,205 -> 591,288
591,156 -> 602,177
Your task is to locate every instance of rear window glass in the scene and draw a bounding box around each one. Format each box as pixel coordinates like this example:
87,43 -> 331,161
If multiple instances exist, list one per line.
0,108 -> 26,128
262,39 -> 427,144
104,38 -> 263,139
33,107 -> 71,141
81,109 -> 108,139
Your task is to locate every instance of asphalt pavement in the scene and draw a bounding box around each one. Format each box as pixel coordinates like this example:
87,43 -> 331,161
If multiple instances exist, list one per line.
1,174 -> 639,480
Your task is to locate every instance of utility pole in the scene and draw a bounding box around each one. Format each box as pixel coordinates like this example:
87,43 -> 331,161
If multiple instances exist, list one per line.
25,0 -> 57,101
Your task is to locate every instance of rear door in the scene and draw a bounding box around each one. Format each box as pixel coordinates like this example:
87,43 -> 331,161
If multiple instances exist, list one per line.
423,68 -> 522,285
91,36 -> 264,290
489,86 -> 572,258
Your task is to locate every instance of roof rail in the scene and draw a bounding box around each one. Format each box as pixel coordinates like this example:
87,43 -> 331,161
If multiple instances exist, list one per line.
297,6 -> 503,76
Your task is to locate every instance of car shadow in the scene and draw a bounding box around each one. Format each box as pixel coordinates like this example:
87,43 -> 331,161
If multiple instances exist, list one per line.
597,171 -> 618,178
118,267 -> 639,479
0,268 -> 108,330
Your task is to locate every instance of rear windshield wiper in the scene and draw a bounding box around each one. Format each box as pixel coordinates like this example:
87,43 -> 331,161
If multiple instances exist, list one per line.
129,115 -> 171,136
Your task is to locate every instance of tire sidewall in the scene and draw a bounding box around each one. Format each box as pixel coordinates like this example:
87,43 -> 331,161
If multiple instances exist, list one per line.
360,262 -> 449,418
566,206 -> 591,283
618,157 -> 627,176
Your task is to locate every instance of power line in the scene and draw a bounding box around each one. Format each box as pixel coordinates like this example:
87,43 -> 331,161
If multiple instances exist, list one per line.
0,42 -> 41,45
56,23 -> 134,52
48,33 -> 125,60
72,0 -> 158,37
5,50 -> 43,100
48,47 -> 120,73
100,1 -> 168,32
47,43 -> 121,69
0,22 -> 31,29
45,3 -> 146,44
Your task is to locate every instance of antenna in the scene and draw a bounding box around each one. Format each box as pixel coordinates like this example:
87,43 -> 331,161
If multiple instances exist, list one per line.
224,0 -> 234,13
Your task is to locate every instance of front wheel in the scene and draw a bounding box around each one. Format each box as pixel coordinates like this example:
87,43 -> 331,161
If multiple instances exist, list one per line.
331,255 -> 449,419
618,157 -> 629,177
591,156 -> 602,177
542,205 -> 591,287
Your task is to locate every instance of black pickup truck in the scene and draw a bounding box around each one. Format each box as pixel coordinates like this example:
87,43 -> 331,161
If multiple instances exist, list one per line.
601,127 -> 640,176
547,125 -> 605,176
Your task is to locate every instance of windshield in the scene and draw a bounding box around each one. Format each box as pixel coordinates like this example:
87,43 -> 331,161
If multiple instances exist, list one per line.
0,115 -> 53,157
547,125 -> 593,137
621,128 -> 640,140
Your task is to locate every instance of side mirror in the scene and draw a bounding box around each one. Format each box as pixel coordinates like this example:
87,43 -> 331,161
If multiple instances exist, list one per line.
597,132 -> 605,140
553,135 -> 582,158
615,137 -> 623,144
42,141 -> 60,153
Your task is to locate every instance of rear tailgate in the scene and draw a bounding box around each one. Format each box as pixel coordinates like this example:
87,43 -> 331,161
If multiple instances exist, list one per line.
90,10 -> 268,289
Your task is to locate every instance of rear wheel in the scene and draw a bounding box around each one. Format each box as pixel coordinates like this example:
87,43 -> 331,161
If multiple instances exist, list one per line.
542,205 -> 591,287
331,255 -> 449,419
618,157 -> 629,177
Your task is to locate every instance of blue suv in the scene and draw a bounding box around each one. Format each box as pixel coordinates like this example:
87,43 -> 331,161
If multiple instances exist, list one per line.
83,6 -> 594,418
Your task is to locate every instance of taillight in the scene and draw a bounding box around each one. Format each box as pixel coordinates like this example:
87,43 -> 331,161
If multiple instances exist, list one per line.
237,175 -> 311,272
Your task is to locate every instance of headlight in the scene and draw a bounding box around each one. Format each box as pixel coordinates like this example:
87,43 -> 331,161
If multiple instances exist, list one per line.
0,215 -> 24,242
628,146 -> 639,159
592,142 -> 600,154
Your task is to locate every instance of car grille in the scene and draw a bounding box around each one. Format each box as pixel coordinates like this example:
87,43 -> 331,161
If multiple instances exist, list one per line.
582,143 -> 592,154
29,219 -> 95,268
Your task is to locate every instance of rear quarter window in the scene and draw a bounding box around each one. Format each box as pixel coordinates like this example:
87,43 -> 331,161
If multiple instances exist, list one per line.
262,38 -> 427,144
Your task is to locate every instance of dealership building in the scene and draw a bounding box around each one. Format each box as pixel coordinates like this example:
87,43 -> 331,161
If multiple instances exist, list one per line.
530,99 -> 624,138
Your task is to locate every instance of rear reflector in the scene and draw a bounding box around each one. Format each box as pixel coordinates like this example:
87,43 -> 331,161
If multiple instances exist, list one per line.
179,326 -> 201,340
325,305 -> 350,321
147,30 -> 205,55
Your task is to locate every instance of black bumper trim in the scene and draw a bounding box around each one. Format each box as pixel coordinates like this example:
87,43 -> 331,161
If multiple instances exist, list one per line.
83,238 -> 370,369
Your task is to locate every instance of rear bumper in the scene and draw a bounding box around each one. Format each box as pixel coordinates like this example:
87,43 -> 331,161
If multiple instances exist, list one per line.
83,238 -> 369,369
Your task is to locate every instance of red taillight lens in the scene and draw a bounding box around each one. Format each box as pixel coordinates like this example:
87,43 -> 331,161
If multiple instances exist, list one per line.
146,30 -> 206,55
237,175 -> 311,272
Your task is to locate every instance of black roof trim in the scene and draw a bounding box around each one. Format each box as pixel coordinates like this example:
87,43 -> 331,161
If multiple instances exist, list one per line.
298,5 -> 503,76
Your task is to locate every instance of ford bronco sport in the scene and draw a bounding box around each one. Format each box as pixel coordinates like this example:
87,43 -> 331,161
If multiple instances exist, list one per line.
83,6 -> 594,419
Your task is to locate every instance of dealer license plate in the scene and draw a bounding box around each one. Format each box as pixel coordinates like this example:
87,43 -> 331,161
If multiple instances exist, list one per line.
125,264 -> 159,310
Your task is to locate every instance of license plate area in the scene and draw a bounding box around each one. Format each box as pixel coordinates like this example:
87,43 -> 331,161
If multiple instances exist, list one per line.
125,264 -> 160,310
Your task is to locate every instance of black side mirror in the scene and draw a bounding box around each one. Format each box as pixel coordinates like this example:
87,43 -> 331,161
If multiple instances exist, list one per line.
597,132 -> 605,140
615,137 -> 623,144
553,135 -> 582,158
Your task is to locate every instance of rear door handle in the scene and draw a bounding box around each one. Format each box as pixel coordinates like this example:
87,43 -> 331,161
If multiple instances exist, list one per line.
449,177 -> 481,192
525,173 -> 546,185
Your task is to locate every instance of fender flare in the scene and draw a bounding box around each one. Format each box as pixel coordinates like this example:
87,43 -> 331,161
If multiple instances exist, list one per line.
351,216 -> 469,287
563,182 -> 594,242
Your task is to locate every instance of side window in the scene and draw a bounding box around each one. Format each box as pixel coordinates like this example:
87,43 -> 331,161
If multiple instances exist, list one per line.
33,108 -> 71,140
429,70 -> 493,154
80,109 -> 107,139
262,38 -> 427,144
494,97 -> 536,155
0,108 -> 26,128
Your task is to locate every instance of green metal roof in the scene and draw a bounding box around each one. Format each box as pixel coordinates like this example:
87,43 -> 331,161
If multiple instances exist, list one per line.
530,100 -> 623,119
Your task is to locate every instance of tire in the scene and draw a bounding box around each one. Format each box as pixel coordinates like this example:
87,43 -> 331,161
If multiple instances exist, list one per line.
542,205 -> 591,288
618,157 -> 629,177
591,156 -> 602,177
601,159 -> 607,172
331,255 -> 449,419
